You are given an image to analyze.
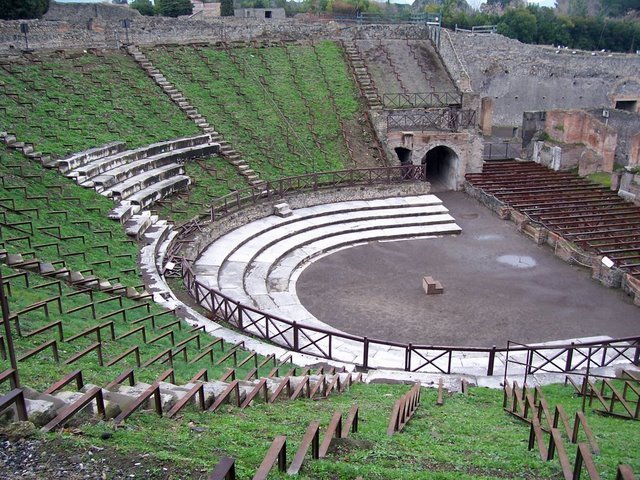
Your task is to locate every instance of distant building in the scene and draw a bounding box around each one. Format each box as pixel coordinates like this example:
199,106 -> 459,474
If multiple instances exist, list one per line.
234,8 -> 286,19
191,1 -> 221,18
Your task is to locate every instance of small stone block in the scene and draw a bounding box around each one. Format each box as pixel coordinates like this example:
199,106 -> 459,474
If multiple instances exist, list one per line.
423,276 -> 443,295
273,202 -> 293,218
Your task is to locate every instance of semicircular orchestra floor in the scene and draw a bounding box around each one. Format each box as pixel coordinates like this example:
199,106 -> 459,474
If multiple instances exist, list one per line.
295,192 -> 640,347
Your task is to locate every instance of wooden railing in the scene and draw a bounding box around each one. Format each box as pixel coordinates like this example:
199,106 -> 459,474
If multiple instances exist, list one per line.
182,258 -> 640,375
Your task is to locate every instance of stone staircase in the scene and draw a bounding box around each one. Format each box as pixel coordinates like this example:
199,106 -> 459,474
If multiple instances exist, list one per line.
3,371 -> 362,429
126,45 -> 264,187
0,132 -> 53,167
342,41 -> 383,110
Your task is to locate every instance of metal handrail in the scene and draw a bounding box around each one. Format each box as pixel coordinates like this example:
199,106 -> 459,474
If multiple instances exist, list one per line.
382,92 -> 462,109
181,258 -> 640,376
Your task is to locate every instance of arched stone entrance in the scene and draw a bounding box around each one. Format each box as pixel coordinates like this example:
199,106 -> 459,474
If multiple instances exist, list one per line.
421,145 -> 459,190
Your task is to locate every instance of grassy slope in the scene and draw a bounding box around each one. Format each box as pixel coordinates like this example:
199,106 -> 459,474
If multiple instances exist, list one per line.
60,383 -> 640,479
143,42 -> 359,182
0,261 -> 274,391
0,148 -> 143,286
0,50 -> 200,157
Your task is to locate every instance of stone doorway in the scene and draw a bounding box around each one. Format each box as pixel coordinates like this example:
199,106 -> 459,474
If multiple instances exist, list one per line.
422,145 -> 459,190
395,147 -> 412,165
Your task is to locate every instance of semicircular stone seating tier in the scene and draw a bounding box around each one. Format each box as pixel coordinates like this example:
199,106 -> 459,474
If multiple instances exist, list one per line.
192,194 -> 462,368
50,134 -> 219,237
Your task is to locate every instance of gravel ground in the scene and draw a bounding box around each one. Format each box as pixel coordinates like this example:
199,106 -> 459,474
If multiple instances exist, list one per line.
0,424 -> 203,480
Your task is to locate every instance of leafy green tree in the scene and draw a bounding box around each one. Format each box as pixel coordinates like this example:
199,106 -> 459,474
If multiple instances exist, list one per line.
221,0 -> 235,16
497,7 -> 537,43
130,0 -> 154,16
0,0 -> 49,19
155,0 -> 193,17
568,0 -> 588,17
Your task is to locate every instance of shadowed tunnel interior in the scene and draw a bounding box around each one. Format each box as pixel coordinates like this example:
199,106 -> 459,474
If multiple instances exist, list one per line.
422,145 -> 458,190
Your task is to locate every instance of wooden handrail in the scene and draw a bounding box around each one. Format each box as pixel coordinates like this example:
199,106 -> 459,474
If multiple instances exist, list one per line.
287,421 -> 319,475
253,436 -> 286,480
105,369 -> 136,390
167,383 -> 206,418
64,342 -> 103,366
209,380 -> 241,412
106,346 -> 141,367
207,457 -> 236,480
41,386 -> 106,432
44,370 -> 84,395
0,388 -> 28,421
319,411 -> 343,458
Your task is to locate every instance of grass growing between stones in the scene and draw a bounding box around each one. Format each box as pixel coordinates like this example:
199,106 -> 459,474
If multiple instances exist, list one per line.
44,382 -> 639,479
0,49 -> 200,158
587,172 -> 612,188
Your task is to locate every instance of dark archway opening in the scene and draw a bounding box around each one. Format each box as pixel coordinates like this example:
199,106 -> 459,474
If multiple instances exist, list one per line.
395,147 -> 412,165
422,146 -> 458,190
615,100 -> 637,112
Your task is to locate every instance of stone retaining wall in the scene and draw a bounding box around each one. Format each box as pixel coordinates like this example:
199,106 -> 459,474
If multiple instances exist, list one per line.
0,18 -> 430,53
448,31 -> 640,127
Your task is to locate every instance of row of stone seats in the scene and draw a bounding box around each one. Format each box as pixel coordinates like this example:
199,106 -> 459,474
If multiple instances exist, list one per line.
4,372 -> 356,428
0,249 -> 148,299
50,134 -> 219,238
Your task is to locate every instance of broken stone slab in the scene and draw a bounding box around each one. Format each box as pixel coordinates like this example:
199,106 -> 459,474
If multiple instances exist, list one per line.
114,384 -> 176,412
108,201 -> 135,224
158,381 -> 191,403
6,254 -> 24,266
182,381 -> 234,408
69,271 -> 85,283
78,384 -> 121,419
25,398 -> 57,427
273,202 -> 293,218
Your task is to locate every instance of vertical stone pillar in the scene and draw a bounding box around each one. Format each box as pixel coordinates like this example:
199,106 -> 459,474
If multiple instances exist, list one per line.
479,97 -> 493,137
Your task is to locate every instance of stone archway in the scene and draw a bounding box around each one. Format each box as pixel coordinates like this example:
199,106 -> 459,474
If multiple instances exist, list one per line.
421,145 -> 459,190
394,147 -> 412,165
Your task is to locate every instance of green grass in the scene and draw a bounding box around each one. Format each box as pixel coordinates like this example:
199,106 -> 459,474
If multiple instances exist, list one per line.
0,148 -> 145,286
0,264 -> 275,392
0,50 -> 200,158
38,382 -> 640,479
143,42 -> 359,182
587,171 -> 613,188
156,156 -> 249,224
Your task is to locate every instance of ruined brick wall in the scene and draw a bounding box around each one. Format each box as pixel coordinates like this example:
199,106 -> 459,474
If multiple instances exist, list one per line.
545,110 -> 617,172
447,31 -> 640,127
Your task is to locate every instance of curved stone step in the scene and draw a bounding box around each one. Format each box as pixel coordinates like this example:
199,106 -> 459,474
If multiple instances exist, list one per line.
126,175 -> 191,210
67,135 -> 214,181
103,163 -> 185,201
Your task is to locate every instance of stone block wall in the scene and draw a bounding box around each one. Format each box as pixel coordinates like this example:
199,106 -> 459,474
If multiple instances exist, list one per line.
0,18 -> 430,53
545,110 -> 617,172
447,31 -> 640,127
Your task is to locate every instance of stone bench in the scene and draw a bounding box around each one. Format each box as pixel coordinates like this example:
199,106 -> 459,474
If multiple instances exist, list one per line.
422,276 -> 443,295
104,164 -> 185,201
67,134 -> 214,181
56,141 -> 126,173
126,176 -> 191,210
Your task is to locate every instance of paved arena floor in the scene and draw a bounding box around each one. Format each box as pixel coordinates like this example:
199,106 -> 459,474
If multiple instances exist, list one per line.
296,191 -> 640,348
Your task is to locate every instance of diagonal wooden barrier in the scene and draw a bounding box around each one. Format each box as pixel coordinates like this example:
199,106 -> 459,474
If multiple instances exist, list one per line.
387,382 -> 421,435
